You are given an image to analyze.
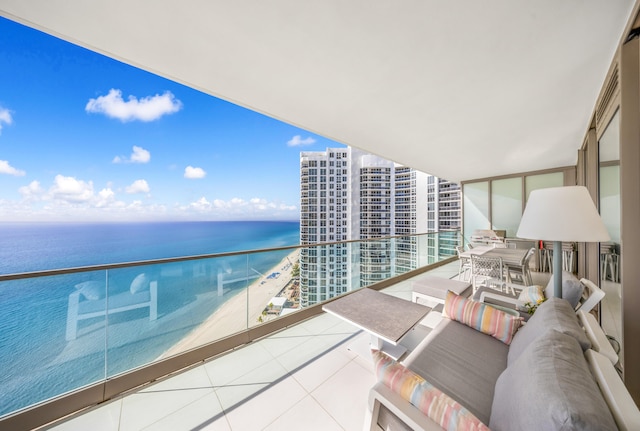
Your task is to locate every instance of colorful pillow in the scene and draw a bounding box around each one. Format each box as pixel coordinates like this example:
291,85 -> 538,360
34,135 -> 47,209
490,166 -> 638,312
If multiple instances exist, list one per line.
443,290 -> 523,345
516,285 -> 545,310
372,349 -> 490,430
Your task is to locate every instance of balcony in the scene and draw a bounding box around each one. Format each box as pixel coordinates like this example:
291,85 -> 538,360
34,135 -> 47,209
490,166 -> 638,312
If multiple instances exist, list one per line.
40,261 -> 462,431
0,233 -> 459,430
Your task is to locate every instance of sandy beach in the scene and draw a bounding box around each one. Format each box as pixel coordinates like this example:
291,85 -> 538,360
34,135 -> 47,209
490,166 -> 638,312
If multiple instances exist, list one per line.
159,249 -> 300,359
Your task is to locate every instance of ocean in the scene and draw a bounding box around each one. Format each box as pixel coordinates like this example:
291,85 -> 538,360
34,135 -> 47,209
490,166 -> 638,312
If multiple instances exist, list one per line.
0,221 -> 300,416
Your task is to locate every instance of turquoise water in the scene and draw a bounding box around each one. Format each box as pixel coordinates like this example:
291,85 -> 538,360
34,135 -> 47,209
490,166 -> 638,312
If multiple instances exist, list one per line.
0,221 -> 300,416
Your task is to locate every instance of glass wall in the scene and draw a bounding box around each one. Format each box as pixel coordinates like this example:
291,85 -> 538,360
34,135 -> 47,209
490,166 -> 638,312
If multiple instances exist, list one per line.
598,109 -> 622,361
525,172 -> 564,202
463,170 -> 566,245
491,177 -> 522,237
462,181 -> 489,245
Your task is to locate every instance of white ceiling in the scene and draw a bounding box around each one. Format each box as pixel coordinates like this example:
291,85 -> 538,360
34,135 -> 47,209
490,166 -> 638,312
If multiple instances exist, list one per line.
0,0 -> 635,182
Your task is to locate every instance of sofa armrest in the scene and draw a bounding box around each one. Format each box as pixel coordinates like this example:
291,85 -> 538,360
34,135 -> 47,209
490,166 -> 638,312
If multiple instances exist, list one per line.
585,349 -> 640,431
578,310 -> 618,365
366,382 -> 444,431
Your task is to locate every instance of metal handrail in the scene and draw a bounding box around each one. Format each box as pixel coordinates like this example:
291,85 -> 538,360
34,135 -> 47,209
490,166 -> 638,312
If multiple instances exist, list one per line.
0,231 -> 456,281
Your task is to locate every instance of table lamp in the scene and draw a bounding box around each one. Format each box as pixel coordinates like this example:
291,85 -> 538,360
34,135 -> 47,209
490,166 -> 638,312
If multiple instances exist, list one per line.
516,186 -> 610,297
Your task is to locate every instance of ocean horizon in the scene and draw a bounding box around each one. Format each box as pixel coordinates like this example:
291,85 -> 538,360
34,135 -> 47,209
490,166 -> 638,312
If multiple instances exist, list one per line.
0,221 -> 300,416
0,220 -> 301,274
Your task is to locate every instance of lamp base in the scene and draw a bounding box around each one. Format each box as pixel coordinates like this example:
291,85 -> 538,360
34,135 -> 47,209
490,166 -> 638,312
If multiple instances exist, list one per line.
553,240 -> 563,298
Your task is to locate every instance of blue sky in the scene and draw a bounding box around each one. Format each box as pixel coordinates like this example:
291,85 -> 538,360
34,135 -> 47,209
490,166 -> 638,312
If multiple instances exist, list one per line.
0,17 -> 344,222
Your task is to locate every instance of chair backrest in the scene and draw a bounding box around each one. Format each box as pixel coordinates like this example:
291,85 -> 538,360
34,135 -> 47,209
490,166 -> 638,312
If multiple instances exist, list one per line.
577,278 -> 606,313
455,245 -> 465,256
521,247 -> 536,265
471,255 -> 503,279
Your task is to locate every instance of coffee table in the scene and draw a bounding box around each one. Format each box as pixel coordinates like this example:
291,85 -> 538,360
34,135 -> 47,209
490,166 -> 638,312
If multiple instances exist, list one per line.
322,288 -> 431,360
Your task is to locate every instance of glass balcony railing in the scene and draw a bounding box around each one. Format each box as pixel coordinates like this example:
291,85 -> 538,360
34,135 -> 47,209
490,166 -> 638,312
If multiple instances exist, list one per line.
0,231 -> 459,422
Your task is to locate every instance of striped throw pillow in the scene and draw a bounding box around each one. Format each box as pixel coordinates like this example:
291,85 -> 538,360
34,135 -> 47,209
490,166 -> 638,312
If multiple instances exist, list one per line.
517,285 -> 545,305
443,290 -> 523,345
372,349 -> 491,431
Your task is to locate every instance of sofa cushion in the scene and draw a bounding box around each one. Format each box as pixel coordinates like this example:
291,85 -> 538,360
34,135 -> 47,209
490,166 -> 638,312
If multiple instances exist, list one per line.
372,349 -> 490,431
490,330 -> 617,431
508,296 -> 590,365
404,317 -> 509,425
443,290 -> 523,345
545,271 -> 583,308
516,285 -> 545,309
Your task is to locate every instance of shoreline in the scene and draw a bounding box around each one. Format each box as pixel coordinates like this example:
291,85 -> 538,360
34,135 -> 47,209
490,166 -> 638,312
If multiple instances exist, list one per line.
158,249 -> 300,359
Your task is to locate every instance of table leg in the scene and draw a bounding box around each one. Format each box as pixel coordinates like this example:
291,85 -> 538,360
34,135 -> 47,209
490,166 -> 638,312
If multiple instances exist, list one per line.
370,334 -> 407,360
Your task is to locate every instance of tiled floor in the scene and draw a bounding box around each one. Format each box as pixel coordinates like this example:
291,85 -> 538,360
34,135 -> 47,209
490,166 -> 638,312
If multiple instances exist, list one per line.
44,262 -> 461,431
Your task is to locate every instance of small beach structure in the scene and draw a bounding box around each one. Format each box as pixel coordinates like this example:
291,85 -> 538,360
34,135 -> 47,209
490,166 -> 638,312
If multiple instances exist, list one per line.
266,296 -> 287,315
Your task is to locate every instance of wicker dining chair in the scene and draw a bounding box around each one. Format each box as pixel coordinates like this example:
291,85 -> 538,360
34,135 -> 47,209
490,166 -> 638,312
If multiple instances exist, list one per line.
470,254 -> 506,293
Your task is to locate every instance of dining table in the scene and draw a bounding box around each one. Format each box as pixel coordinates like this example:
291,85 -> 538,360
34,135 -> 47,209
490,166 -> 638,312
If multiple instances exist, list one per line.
460,245 -> 530,267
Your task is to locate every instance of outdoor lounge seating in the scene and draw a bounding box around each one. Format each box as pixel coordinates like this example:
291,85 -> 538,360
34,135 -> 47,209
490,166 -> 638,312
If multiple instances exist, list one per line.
365,295 -> 639,431
65,274 -> 158,340
474,271 -> 605,319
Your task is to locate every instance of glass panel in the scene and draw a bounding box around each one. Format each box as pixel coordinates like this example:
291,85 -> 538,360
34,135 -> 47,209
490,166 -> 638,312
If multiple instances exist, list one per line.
598,108 -> 622,366
491,177 -> 522,238
248,248 -> 300,327
525,172 -> 564,202
0,232 -> 459,418
463,182 -> 489,246
0,271 -> 107,416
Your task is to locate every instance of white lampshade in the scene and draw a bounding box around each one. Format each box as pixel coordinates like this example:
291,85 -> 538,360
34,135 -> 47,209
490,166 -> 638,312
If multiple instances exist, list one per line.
517,186 -> 610,242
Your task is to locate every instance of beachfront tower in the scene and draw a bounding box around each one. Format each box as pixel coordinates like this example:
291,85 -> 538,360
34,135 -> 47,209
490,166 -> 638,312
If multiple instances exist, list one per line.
299,147 -> 460,307
426,176 -> 462,261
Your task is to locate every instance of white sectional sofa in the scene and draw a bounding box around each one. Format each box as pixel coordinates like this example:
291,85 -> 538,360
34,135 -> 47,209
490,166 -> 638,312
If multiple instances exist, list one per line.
365,296 -> 640,431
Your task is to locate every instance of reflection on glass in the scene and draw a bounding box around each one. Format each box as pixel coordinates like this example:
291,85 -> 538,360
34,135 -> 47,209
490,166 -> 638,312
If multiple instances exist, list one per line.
525,172 -> 563,202
463,181 -> 490,245
598,108 -> 622,365
491,177 -> 522,237
0,232 -> 459,417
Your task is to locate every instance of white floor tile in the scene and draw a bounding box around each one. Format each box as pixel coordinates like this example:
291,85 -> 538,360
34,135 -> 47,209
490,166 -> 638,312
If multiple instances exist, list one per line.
290,344 -> 353,392
311,360 -> 375,431
259,324 -> 314,358
214,358 -> 290,411
47,398 -> 122,431
118,366 -> 215,431
203,341 -> 274,386
263,395 -> 343,431
141,391 -> 230,431
223,376 -> 308,430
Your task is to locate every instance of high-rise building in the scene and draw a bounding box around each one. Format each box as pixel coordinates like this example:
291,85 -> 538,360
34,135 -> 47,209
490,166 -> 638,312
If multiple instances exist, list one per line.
299,147 -> 461,307
426,176 -> 462,260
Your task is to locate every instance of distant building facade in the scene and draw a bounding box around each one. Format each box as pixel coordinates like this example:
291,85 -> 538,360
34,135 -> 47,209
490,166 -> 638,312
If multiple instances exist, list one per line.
299,147 -> 460,307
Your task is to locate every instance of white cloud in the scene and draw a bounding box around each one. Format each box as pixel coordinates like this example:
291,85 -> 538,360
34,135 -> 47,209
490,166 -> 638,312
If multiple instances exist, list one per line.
287,135 -> 316,147
189,197 -> 212,210
131,146 -> 151,163
19,180 -> 44,200
113,145 -> 151,164
86,89 -> 182,122
183,196 -> 297,219
0,107 -> 12,135
50,175 -> 94,203
0,160 -> 25,176
184,165 -> 206,179
125,179 -> 150,194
